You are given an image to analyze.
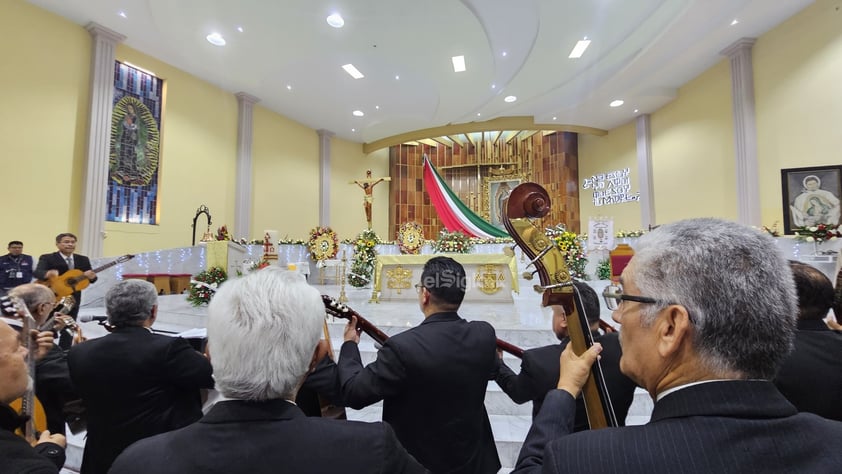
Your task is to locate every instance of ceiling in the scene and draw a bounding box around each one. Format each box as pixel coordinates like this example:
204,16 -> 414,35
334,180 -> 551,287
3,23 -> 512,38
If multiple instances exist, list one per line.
27,0 -> 813,147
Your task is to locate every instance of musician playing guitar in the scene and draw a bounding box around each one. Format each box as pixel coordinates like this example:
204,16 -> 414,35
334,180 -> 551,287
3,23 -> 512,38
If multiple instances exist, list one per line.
34,233 -> 95,349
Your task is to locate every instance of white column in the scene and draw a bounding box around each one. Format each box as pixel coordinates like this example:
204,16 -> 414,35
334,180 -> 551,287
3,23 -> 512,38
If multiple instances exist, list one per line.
316,129 -> 334,226
80,23 -> 125,257
234,92 -> 260,240
721,38 -> 760,226
636,114 -> 656,228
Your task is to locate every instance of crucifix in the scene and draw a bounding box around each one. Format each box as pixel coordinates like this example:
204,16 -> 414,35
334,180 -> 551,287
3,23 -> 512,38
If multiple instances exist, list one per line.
350,169 -> 391,229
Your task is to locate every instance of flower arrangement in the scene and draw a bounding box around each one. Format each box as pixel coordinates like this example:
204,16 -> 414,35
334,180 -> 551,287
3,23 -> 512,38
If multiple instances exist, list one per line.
308,226 -> 339,260
348,229 -> 381,287
794,224 -> 841,243
596,258 -> 611,281
433,229 -> 474,254
615,229 -> 646,238
546,224 -> 588,281
397,222 -> 424,255
279,235 -> 307,245
187,266 -> 227,306
216,225 -> 231,241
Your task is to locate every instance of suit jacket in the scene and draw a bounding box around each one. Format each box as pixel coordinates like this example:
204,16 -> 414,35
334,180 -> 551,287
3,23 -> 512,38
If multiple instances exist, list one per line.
495,332 -> 636,429
1,402 -> 65,473
514,380 -> 842,473
34,252 -> 95,318
67,326 -> 214,474
774,319 -> 842,421
0,253 -> 34,290
338,312 -> 501,474
108,399 -> 427,474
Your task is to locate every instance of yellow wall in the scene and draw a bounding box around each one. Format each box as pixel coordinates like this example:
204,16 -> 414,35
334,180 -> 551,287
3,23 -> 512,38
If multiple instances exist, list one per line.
755,0 -> 842,228
0,0 -> 91,257
328,142 -> 390,240
579,122 -> 640,231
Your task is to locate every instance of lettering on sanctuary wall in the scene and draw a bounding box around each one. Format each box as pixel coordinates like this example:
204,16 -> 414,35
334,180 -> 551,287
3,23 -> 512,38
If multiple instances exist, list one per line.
582,168 -> 640,206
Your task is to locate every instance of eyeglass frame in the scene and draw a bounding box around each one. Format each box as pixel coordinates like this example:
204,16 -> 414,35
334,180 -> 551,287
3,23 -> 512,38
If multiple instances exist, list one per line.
602,284 -> 675,312
414,283 -> 425,294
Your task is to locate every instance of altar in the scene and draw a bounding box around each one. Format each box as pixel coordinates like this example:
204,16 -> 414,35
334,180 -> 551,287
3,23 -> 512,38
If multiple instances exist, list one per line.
373,254 -> 519,302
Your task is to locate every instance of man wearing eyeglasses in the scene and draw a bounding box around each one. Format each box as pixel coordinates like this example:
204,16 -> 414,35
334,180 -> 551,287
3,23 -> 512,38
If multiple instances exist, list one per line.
338,256 -> 500,474
514,218 -> 842,473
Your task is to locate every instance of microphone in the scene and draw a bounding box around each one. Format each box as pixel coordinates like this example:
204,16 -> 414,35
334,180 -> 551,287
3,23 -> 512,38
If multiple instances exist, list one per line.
78,315 -> 108,323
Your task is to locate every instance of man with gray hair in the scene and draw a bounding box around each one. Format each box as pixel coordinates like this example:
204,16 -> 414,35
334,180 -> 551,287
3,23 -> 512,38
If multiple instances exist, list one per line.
514,218 -> 842,473
68,279 -> 213,474
109,268 -> 425,473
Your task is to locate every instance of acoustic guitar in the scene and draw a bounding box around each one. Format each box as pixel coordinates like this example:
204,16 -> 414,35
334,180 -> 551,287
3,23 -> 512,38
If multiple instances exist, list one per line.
39,254 -> 134,298
0,295 -> 48,441
503,182 -> 618,429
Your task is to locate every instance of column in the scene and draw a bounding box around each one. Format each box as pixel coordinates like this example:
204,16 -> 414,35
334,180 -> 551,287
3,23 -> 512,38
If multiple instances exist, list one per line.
317,129 -> 334,226
636,114 -> 656,228
721,38 -> 760,226
234,92 -> 260,240
80,23 -> 126,258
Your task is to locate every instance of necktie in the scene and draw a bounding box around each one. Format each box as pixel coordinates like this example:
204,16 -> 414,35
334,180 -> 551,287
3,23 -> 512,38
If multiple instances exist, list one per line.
66,257 -> 74,270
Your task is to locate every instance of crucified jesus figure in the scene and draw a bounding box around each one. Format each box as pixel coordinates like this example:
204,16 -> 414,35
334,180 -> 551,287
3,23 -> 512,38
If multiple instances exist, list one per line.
351,169 -> 391,229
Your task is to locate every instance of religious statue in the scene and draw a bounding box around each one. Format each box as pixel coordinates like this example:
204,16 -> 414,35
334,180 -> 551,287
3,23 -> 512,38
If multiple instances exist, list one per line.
351,170 -> 391,229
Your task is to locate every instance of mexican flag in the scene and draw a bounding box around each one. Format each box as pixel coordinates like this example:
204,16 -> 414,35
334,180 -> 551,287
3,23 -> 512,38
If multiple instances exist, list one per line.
422,155 -> 510,239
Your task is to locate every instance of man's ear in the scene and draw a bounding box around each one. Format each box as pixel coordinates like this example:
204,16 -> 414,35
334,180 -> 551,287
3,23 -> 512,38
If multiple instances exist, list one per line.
656,305 -> 693,358
148,305 -> 158,325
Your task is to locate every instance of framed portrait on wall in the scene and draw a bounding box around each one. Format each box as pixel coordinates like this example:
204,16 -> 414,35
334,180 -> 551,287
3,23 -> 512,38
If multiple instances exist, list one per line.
781,165 -> 842,234
482,175 -> 523,230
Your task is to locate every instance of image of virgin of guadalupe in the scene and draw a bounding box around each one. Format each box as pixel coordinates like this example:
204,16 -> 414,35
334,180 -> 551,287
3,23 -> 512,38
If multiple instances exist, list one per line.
790,175 -> 841,227
109,96 -> 160,186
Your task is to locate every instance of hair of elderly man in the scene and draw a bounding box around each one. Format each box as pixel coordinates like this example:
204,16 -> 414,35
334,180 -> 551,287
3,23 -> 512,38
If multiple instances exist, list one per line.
629,217 -> 797,380
789,261 -> 834,321
572,281 -> 600,325
207,267 -> 324,401
419,256 -> 466,308
8,283 -> 56,314
106,279 -> 158,327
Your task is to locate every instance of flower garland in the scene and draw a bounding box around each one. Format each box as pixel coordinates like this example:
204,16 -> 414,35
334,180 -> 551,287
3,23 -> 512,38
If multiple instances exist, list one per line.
397,222 -> 424,255
308,226 -> 339,260
187,266 -> 227,307
794,224 -> 841,243
433,229 -> 474,254
348,229 -> 381,287
615,229 -> 646,238
546,224 -> 588,281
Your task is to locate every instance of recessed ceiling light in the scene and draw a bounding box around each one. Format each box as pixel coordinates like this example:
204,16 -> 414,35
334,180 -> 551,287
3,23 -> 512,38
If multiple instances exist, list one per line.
375,105 -> 380,110
237,26 -> 244,33
568,39 -> 591,58
286,85 -> 292,90
206,33 -> 226,46
476,113 -> 481,117
609,99 -> 624,107
327,13 -> 345,28
491,84 -> 496,89
351,128 -> 356,132
118,11 -> 127,18
634,109 -> 639,113
395,75 -> 400,80
504,95 -> 517,103
452,55 -> 466,73
730,19 -> 739,26
501,51 -> 508,57
342,64 -> 364,79
552,116 -> 557,121
352,110 -> 364,117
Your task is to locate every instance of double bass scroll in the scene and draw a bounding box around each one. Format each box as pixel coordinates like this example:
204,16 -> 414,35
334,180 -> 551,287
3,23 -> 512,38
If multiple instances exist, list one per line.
503,183 -> 618,429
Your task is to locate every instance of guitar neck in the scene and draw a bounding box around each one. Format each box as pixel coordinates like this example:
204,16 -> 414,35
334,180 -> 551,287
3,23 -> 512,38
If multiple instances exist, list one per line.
496,338 -> 524,358
353,314 -> 389,346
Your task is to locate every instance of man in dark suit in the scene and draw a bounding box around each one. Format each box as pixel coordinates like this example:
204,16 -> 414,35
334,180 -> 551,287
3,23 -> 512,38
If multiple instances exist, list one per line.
774,261 -> 842,421
0,240 -> 34,293
109,267 -> 425,474
0,320 -> 66,473
34,233 -> 96,349
495,282 -> 636,429
514,218 -> 842,473
67,279 -> 213,474
338,256 -> 500,474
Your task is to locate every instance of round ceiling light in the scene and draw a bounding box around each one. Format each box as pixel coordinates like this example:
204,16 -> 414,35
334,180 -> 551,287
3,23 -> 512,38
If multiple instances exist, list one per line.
352,110 -> 364,117
206,33 -> 226,46
504,95 -> 517,103
609,99 -> 624,107
327,13 -> 345,28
